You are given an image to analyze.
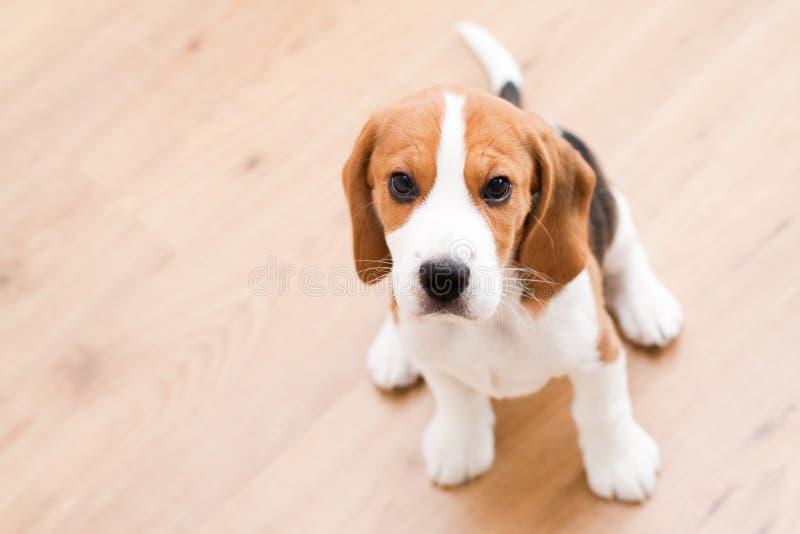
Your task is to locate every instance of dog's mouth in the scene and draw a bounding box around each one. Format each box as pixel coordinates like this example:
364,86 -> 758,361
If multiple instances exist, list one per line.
416,298 -> 476,321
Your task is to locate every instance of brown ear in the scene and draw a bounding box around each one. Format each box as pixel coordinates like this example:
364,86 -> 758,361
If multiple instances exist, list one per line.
517,114 -> 595,302
342,116 -> 391,284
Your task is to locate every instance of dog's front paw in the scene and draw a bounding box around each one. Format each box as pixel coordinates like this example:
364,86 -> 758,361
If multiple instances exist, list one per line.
579,419 -> 660,502
367,317 -> 420,390
367,344 -> 419,390
422,414 -> 494,486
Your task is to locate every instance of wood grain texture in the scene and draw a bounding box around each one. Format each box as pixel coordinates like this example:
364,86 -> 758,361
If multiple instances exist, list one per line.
1,1 -> 798,532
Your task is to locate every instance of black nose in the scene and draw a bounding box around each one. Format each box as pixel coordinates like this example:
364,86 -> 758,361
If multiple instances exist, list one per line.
419,260 -> 470,302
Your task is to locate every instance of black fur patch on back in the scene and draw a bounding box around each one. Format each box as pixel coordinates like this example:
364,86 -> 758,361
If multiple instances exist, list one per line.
499,81 -> 521,108
559,128 -> 617,265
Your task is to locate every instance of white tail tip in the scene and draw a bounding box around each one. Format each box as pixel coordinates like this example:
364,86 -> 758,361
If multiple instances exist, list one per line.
456,21 -> 523,94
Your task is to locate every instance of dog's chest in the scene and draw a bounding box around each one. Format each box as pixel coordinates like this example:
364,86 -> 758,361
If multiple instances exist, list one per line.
401,270 -> 599,398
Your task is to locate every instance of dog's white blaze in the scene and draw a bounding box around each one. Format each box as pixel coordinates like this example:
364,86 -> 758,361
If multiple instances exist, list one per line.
435,93 -> 468,194
386,91 -> 501,319
412,92 -> 483,245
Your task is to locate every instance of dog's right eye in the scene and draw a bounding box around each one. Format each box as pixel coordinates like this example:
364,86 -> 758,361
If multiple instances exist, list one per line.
389,173 -> 418,202
482,176 -> 512,205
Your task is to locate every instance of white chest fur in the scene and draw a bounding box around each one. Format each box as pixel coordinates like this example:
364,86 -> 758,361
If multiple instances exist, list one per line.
397,269 -> 599,398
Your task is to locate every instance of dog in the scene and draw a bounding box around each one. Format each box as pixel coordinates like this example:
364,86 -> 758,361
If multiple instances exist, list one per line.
341,22 -> 683,502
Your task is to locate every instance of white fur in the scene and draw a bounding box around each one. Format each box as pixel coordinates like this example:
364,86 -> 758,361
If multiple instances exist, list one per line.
386,92 -> 502,320
400,270 -> 598,399
401,269 -> 600,486
367,315 -> 419,390
456,22 -> 523,94
603,188 -> 683,347
368,265 -> 662,500
570,353 -> 660,501
421,367 -> 495,485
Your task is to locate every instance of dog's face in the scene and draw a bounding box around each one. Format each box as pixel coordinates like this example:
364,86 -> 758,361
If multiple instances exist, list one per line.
343,86 -> 595,320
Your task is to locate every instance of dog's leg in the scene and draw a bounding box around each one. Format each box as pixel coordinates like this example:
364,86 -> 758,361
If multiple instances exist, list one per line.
366,314 -> 419,390
603,188 -> 683,347
420,368 -> 495,486
570,353 -> 660,501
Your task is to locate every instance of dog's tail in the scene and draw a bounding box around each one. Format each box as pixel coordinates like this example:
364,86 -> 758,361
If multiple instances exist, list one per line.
456,22 -> 523,108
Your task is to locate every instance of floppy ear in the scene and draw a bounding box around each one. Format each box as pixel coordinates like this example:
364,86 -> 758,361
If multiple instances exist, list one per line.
517,114 -> 595,300
342,116 -> 391,284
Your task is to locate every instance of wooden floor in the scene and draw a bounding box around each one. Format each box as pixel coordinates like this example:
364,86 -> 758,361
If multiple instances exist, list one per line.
2,1 -> 799,532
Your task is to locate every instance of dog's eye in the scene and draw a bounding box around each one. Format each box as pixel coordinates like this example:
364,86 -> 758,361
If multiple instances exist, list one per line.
482,176 -> 512,204
389,173 -> 418,202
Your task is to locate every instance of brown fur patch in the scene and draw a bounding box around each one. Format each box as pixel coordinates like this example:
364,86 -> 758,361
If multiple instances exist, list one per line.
558,129 -> 618,265
390,295 -> 399,322
342,88 -> 444,283
587,255 -> 621,363
515,113 -> 595,307
462,93 -> 535,265
463,89 -> 595,309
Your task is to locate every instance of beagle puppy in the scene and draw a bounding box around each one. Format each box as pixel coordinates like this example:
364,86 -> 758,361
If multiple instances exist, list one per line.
342,23 -> 683,502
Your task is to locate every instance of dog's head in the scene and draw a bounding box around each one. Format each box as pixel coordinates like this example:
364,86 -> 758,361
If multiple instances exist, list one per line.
342,86 -> 595,320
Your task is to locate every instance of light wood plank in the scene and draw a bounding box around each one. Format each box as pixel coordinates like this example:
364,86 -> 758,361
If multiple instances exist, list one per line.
1,0 -> 798,532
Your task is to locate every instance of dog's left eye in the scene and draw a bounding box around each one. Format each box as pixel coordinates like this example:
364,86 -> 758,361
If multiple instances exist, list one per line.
482,176 -> 512,204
